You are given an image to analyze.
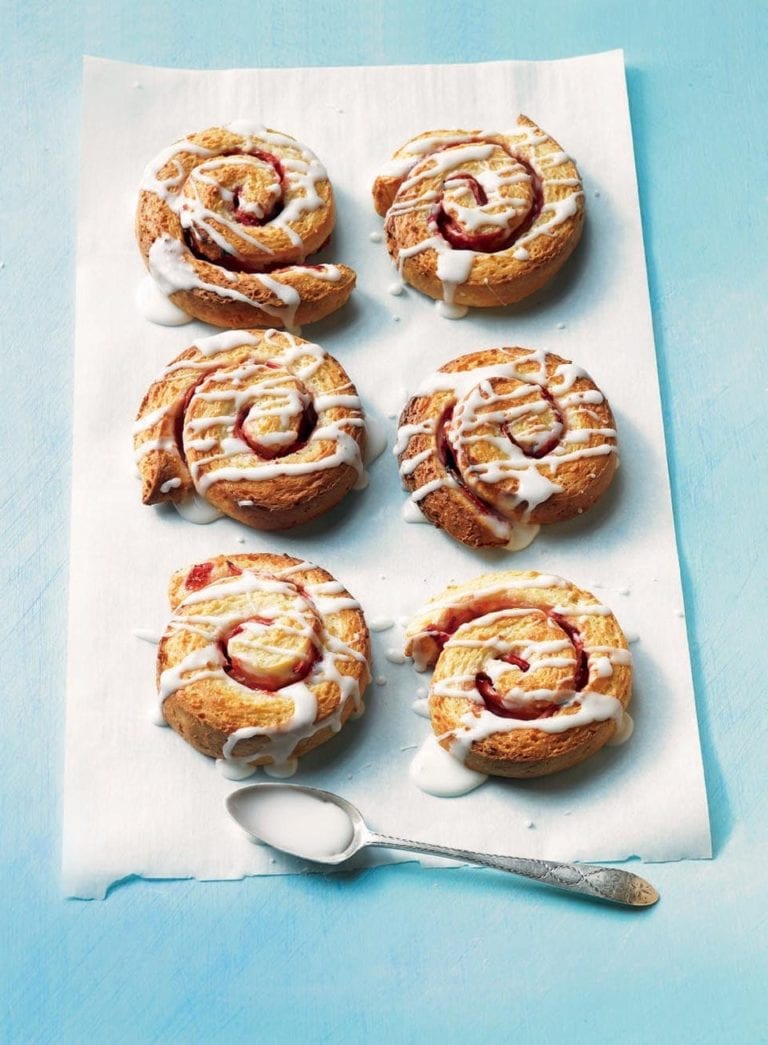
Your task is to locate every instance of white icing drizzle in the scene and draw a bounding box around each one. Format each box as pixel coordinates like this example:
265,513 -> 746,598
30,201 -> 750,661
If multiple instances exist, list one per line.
158,568 -> 369,772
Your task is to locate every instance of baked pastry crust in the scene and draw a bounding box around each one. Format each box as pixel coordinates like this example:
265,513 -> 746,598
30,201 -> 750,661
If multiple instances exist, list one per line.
372,116 -> 584,311
158,553 -> 371,770
405,571 -> 632,778
137,123 -> 355,329
133,328 -> 365,530
396,346 -> 617,548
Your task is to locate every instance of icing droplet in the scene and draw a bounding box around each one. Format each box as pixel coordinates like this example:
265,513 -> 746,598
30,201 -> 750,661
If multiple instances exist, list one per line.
388,282 -> 404,296
607,711 -> 634,747
136,275 -> 193,326
364,414 -> 389,465
402,499 -> 429,524
369,618 -> 395,632
173,493 -> 224,525
369,231 -> 383,243
263,759 -> 298,779
375,676 -> 388,687
132,628 -> 162,645
411,697 -> 431,719
385,648 -> 407,665
505,523 -> 540,551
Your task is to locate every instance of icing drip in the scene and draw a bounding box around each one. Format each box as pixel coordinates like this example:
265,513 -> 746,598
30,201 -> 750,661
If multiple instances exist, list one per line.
409,734 -> 488,797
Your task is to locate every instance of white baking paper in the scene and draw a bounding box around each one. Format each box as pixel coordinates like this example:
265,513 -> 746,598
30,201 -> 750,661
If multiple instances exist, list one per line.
62,52 -> 710,898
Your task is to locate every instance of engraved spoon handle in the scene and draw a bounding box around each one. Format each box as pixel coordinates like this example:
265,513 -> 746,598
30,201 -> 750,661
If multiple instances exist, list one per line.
365,832 -> 658,907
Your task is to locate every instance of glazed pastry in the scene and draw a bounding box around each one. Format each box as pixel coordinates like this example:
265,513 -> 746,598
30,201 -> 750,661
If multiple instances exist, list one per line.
395,347 -> 617,549
157,553 -> 371,775
137,123 -> 355,329
405,571 -> 632,778
134,328 -> 366,530
372,116 -> 584,316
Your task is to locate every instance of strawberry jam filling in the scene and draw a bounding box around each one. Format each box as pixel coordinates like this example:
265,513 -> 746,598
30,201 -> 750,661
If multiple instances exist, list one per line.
184,148 -> 294,271
475,673 -> 559,721
185,561 -> 214,591
184,558 -> 241,592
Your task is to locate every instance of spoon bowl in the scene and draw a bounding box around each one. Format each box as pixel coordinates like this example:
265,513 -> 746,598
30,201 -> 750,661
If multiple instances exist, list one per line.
226,783 -> 659,907
227,782 -> 368,865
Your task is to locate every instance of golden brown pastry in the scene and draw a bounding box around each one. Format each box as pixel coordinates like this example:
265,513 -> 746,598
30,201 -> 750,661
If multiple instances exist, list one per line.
372,116 -> 584,315
157,553 -> 371,774
137,123 -> 355,329
405,571 -> 632,778
395,347 -> 617,549
133,328 -> 366,530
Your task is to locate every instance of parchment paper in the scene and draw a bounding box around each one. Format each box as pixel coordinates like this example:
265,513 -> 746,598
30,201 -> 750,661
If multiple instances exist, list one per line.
63,52 -> 710,898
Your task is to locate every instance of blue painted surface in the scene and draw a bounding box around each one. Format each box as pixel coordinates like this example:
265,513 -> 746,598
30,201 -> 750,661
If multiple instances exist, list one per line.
1,2 -> 766,1040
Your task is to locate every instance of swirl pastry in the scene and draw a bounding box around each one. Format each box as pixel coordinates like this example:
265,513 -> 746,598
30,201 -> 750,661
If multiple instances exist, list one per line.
406,571 -> 632,778
372,116 -> 584,315
137,123 -> 355,329
157,554 -> 371,775
134,328 -> 366,530
395,347 -> 617,549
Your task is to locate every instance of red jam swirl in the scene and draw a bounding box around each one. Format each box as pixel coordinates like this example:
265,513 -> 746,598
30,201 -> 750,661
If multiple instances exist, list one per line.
220,618 -> 318,692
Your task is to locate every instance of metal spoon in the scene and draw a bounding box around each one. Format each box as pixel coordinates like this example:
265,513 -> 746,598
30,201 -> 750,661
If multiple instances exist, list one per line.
226,783 -> 659,908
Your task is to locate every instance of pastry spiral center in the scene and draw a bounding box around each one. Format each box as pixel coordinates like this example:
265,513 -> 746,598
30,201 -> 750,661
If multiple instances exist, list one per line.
221,593 -> 321,692
180,152 -> 286,271
183,361 -> 319,464
232,367 -> 317,459
448,374 -> 564,512
440,610 -> 581,720
433,146 -> 535,252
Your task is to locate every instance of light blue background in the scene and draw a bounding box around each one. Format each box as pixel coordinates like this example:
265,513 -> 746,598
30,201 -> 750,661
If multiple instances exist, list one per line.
2,2 -> 765,1041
